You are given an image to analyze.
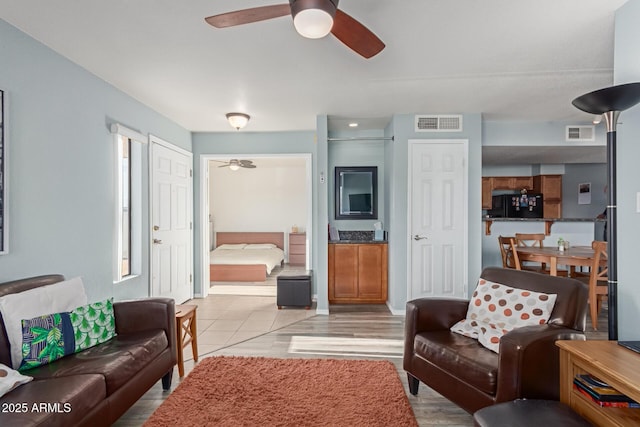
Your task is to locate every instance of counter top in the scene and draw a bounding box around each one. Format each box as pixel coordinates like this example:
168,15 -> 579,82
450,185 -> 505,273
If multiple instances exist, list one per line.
329,240 -> 388,244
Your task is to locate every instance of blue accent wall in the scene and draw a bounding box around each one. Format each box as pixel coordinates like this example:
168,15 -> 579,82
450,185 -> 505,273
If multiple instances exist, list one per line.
0,19 -> 191,302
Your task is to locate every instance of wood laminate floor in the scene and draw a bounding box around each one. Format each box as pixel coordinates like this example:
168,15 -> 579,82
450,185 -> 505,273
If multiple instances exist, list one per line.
114,295 -> 608,427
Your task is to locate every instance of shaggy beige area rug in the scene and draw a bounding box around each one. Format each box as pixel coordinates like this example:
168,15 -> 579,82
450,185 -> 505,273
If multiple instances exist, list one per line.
144,356 -> 418,426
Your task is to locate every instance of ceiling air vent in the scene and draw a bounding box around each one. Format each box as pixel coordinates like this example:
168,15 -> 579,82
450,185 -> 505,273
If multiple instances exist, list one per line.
566,125 -> 595,142
415,115 -> 463,132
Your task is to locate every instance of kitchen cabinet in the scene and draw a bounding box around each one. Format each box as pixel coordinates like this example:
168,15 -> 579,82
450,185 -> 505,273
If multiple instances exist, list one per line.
482,176 -> 535,209
482,178 -> 492,209
328,243 -> 388,304
491,177 -> 515,190
534,174 -> 563,218
513,176 -> 534,190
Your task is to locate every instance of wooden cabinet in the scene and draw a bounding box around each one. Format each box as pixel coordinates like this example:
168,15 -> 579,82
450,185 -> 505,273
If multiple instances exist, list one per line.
513,176 -> 534,190
557,340 -> 640,427
482,176 -> 535,209
491,177 -> 515,190
534,174 -> 562,200
544,201 -> 562,219
534,174 -> 563,218
288,232 -> 306,266
328,243 -> 388,304
482,177 -> 492,209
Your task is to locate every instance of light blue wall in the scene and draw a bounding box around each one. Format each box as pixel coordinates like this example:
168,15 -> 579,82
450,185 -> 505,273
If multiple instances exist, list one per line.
562,164 -> 608,218
614,0 -> 640,340
483,120 -> 606,146
0,19 -> 192,302
386,113 -> 483,313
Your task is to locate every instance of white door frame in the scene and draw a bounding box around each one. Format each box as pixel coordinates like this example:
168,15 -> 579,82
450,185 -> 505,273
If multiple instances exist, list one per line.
149,135 -> 194,300
198,153 -> 313,298
406,139 -> 469,300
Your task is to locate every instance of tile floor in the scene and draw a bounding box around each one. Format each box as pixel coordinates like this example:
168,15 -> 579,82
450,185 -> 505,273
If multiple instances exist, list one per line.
180,293 -> 317,361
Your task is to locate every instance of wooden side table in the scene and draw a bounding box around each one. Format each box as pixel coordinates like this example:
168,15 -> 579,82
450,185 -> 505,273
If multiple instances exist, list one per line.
557,340 -> 640,426
175,304 -> 198,377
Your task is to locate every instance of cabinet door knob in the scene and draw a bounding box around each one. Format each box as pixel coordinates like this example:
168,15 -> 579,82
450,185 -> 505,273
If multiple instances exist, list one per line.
413,235 -> 428,241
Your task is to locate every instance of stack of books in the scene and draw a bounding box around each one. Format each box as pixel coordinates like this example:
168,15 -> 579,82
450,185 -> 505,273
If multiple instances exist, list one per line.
573,374 -> 640,408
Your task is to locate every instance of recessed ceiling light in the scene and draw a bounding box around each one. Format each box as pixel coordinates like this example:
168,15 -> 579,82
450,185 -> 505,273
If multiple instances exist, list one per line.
348,122 -> 358,127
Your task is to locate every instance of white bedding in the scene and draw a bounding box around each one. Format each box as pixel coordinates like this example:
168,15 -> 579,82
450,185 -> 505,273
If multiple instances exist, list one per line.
209,247 -> 285,274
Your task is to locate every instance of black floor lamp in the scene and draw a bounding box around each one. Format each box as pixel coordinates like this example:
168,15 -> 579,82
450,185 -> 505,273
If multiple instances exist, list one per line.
572,82 -> 640,340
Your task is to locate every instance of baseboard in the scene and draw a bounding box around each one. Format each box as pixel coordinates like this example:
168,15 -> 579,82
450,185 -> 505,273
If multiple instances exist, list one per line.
386,302 -> 406,316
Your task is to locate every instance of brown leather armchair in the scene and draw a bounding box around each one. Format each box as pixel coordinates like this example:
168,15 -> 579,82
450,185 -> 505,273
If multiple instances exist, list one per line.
404,267 -> 588,414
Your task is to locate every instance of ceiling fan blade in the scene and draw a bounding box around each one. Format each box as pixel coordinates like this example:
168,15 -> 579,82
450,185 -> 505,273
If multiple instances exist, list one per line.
331,9 -> 385,59
205,4 -> 291,28
242,164 -> 257,169
238,160 -> 254,166
218,164 -> 230,168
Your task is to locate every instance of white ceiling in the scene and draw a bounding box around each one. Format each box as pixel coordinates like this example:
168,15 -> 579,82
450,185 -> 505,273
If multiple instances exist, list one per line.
0,0 -> 626,164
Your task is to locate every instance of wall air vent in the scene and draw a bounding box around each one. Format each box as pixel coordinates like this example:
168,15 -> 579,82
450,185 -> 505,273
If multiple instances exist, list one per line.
566,125 -> 595,142
415,115 -> 463,132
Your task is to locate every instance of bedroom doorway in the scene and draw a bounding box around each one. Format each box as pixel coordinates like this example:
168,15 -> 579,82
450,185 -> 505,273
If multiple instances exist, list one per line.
199,154 -> 312,297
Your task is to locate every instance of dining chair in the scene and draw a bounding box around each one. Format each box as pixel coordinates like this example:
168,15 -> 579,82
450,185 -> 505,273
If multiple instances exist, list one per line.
498,236 -> 521,270
577,240 -> 608,330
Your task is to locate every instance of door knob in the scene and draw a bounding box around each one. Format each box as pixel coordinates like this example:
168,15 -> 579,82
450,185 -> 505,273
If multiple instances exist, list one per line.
414,235 -> 428,241
153,239 -> 163,244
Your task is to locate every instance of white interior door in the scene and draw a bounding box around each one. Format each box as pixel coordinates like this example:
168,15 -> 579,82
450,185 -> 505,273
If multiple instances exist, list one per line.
409,140 -> 468,299
151,138 -> 193,304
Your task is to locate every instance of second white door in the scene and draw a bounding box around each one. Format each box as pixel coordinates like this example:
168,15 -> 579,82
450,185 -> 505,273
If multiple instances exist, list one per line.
409,140 -> 468,300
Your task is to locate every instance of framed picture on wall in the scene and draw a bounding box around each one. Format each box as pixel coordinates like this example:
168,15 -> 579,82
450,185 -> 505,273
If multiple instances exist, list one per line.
0,88 -> 6,254
578,182 -> 591,205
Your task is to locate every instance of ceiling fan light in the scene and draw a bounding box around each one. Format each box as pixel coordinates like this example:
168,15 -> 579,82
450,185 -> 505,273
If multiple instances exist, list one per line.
229,163 -> 240,171
226,112 -> 250,130
293,9 -> 333,39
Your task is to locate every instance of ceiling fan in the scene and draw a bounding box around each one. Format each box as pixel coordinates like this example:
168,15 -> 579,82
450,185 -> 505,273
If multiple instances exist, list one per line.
205,0 -> 385,59
213,159 -> 257,170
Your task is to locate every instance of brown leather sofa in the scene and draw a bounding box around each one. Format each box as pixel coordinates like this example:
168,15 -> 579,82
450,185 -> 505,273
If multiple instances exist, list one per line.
0,275 -> 177,427
404,267 -> 588,414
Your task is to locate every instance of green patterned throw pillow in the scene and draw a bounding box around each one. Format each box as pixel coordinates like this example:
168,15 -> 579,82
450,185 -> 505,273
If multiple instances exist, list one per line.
71,299 -> 116,352
19,298 -> 116,371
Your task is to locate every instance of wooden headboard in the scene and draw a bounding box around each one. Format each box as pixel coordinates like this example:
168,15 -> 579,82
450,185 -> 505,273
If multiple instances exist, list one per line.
215,232 -> 285,250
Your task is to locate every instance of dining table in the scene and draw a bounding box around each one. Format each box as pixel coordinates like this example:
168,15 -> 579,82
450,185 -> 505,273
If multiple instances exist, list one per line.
515,245 -> 598,276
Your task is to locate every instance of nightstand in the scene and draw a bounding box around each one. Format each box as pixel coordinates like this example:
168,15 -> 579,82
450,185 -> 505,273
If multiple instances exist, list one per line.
288,232 -> 306,266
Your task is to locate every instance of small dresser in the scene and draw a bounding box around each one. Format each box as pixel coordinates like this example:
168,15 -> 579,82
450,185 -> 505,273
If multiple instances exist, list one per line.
288,232 -> 306,266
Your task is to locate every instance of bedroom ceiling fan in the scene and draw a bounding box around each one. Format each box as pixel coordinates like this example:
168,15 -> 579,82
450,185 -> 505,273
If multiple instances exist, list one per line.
204,0 -> 385,59
213,159 -> 257,170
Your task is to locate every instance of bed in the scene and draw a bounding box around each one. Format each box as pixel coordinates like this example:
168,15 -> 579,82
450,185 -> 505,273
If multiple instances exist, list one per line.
209,232 -> 285,282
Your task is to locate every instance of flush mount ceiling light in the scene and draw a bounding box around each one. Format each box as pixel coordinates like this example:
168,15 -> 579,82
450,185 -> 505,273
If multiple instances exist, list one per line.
292,0 -> 337,39
226,112 -> 250,130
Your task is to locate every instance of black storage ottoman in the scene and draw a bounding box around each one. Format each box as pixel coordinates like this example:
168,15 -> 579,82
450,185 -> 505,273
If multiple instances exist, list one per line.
473,399 -> 591,427
277,270 -> 312,309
